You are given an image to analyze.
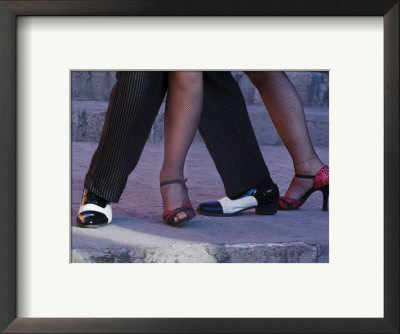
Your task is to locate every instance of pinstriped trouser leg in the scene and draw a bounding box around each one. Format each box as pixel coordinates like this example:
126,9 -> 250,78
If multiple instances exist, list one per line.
201,72 -> 273,198
84,71 -> 168,202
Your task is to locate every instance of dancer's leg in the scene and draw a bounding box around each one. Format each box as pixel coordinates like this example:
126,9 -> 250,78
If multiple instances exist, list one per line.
84,71 -> 168,203
160,72 -> 203,224
200,71 -> 275,198
245,71 -> 324,199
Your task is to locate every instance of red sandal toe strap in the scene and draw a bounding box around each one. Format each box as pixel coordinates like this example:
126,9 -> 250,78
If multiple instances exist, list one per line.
163,199 -> 195,226
181,199 -> 195,218
278,196 -> 301,210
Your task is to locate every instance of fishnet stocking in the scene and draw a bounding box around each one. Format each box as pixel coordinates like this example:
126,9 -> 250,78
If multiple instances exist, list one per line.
160,72 -> 203,222
245,71 -> 324,199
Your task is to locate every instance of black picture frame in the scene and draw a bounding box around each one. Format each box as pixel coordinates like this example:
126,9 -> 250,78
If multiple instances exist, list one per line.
0,1 -> 398,333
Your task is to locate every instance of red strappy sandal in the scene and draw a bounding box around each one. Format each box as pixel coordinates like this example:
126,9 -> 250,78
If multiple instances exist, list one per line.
279,165 -> 329,211
160,178 -> 196,227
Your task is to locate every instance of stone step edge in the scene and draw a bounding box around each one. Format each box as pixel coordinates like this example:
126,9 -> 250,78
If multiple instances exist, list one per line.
72,101 -> 329,146
72,241 -> 329,263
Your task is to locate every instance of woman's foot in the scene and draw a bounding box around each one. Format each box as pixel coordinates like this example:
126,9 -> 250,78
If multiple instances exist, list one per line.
279,160 -> 329,211
160,177 -> 195,226
283,156 -> 324,200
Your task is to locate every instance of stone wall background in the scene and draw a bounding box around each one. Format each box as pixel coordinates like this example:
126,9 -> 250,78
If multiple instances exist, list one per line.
71,71 -> 329,107
71,71 -> 329,146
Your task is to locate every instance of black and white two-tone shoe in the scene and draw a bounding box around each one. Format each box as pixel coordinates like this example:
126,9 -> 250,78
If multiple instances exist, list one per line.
76,189 -> 112,228
197,184 -> 279,216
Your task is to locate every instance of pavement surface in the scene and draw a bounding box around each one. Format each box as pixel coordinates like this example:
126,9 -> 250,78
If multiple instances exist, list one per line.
71,142 -> 329,263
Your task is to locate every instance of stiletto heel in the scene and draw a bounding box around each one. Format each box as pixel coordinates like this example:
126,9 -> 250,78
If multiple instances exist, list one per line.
320,185 -> 329,211
160,178 -> 195,227
279,165 -> 329,211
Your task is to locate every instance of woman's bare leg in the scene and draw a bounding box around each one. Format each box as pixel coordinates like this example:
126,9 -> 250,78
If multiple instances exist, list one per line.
160,72 -> 203,224
245,71 -> 324,199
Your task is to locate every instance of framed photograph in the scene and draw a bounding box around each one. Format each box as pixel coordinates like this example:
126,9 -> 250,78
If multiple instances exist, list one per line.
70,69 -> 330,264
0,0 -> 398,333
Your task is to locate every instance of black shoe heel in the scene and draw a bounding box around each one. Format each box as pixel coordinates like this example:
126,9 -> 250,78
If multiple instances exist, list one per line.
255,201 -> 278,215
320,185 -> 329,211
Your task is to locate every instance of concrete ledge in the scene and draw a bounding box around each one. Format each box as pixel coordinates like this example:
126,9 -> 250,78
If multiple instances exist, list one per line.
71,100 -> 329,146
72,242 -> 328,263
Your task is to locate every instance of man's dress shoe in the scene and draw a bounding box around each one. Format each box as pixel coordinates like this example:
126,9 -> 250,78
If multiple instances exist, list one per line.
197,184 -> 279,216
76,189 -> 112,228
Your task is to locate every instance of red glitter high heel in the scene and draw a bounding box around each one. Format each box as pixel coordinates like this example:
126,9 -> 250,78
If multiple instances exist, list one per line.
161,178 -> 196,227
279,165 -> 329,211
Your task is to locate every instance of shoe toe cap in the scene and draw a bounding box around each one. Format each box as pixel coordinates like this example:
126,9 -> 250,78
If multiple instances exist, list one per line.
77,211 -> 109,227
197,201 -> 223,215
